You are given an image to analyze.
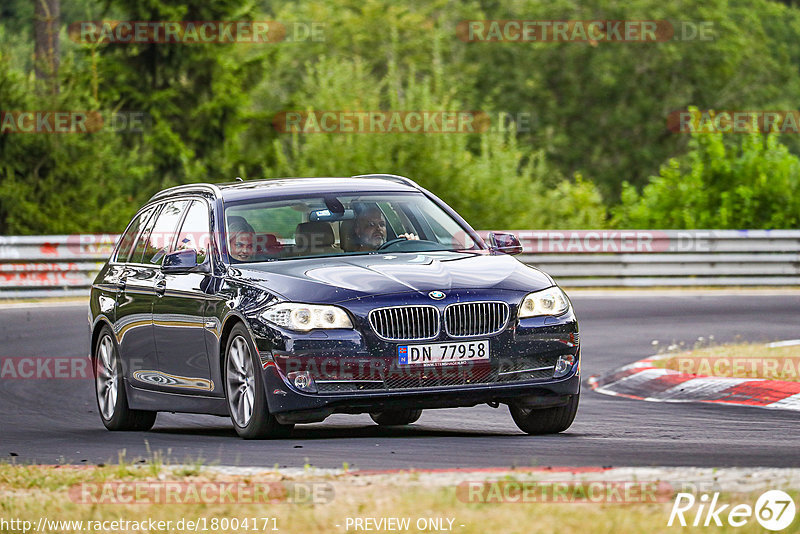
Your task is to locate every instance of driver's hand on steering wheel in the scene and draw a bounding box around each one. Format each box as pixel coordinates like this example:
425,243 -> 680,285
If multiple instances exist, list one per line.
397,232 -> 419,240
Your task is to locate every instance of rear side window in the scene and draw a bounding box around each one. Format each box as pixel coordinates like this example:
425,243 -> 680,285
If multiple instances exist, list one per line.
116,208 -> 154,263
175,200 -> 212,264
138,200 -> 189,265
131,204 -> 162,264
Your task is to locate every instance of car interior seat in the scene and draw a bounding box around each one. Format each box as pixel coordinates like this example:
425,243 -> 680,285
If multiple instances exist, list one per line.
293,222 -> 341,256
339,219 -> 358,252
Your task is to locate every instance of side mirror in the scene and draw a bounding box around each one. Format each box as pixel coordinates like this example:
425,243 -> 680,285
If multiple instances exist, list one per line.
162,249 -> 204,273
488,232 -> 523,255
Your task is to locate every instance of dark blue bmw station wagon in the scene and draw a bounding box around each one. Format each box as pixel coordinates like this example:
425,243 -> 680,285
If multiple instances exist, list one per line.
89,174 -> 580,438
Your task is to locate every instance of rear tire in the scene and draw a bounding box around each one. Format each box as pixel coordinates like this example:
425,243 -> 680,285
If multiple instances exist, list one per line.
224,323 -> 294,439
94,326 -> 157,431
509,393 -> 579,435
370,409 -> 423,426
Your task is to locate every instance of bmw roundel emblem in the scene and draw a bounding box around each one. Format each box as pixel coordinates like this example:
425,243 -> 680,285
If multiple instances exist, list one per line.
429,291 -> 446,300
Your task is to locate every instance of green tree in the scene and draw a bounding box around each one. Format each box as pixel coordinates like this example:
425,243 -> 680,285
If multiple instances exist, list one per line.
460,0 -> 800,201
0,52 -> 152,234
84,0 -> 262,192
262,57 -> 606,229
611,131 -> 800,229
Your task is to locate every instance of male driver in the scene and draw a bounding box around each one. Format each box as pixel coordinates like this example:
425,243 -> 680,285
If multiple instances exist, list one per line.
227,216 -> 256,261
352,205 -> 417,251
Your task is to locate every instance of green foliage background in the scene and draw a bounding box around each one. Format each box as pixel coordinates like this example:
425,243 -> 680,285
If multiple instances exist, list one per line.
1,0 -> 799,233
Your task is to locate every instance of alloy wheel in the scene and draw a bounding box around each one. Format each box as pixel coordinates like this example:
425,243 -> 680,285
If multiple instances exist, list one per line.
226,335 -> 256,427
95,334 -> 118,420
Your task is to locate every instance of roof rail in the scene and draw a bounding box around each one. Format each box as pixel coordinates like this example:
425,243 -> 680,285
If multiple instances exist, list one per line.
148,183 -> 222,202
351,173 -> 420,189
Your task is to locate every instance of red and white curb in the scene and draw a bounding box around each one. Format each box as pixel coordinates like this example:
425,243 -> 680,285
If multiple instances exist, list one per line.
587,355 -> 800,411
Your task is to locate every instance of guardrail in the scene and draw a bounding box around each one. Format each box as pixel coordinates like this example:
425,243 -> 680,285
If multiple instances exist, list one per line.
1,230 -> 799,297
0,235 -> 116,298
477,230 -> 800,287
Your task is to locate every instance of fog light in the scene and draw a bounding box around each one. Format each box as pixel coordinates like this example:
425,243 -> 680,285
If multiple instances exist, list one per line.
553,354 -> 576,378
287,371 -> 317,393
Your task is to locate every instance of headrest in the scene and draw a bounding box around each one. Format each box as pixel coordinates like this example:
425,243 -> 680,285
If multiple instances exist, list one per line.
228,216 -> 255,234
254,233 -> 282,253
339,219 -> 357,252
294,221 -> 334,251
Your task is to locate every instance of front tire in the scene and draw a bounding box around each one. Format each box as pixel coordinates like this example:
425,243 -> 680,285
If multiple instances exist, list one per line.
370,409 -> 423,426
509,393 -> 579,435
94,326 -> 157,431
224,323 -> 293,439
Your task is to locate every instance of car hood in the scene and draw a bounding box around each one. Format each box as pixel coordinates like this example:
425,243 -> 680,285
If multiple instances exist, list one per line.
230,251 -> 553,303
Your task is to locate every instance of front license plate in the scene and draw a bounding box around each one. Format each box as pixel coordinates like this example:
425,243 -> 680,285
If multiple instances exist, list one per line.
397,340 -> 489,366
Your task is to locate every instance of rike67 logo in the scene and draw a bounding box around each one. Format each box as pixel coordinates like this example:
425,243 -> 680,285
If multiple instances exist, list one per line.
668,490 -> 796,531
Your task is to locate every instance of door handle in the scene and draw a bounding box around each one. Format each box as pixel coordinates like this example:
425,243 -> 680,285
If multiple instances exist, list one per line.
155,279 -> 167,297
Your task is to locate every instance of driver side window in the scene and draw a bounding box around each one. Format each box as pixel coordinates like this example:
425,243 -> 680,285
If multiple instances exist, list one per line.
377,202 -> 414,238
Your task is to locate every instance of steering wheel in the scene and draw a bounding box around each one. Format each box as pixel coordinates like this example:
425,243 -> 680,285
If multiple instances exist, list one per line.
376,237 -> 409,251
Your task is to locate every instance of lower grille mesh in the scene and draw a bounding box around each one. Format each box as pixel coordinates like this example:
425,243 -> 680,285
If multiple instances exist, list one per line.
315,353 -> 559,393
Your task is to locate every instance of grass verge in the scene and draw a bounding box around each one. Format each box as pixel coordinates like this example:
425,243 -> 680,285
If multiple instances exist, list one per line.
1,463 -> 799,533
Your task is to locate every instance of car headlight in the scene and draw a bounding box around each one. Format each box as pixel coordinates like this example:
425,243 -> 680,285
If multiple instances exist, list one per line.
262,303 -> 353,331
519,287 -> 571,318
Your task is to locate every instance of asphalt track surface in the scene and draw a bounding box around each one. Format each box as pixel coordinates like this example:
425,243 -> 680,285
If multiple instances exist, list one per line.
1,294 -> 799,469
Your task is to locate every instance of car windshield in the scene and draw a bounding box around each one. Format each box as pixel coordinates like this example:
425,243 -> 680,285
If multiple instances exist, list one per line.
223,192 -> 479,263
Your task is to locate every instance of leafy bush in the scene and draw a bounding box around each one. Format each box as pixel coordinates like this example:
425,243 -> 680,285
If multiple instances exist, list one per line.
612,130 -> 800,228
5,0 -> 800,233
0,53 -> 152,234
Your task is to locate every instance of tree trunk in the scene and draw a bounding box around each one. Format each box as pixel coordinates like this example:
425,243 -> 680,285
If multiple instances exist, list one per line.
34,0 -> 60,92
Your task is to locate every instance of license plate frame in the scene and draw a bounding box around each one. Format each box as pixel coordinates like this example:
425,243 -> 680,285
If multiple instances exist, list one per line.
397,340 -> 490,367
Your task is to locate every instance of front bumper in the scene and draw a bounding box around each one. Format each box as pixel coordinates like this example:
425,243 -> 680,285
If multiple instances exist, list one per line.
250,290 -> 580,423
264,365 -> 580,423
